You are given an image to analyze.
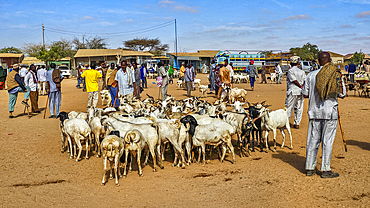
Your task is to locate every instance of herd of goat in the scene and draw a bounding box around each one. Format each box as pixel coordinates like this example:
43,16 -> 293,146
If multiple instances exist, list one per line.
56,92 -> 293,186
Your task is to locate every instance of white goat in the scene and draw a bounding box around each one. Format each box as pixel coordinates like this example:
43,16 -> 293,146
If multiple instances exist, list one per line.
63,118 -> 92,161
88,109 -> 105,157
122,129 -> 145,177
229,88 -> 247,103
258,107 -> 293,152
101,135 -> 124,186
100,90 -> 111,107
198,84 -> 208,98
176,80 -> 183,90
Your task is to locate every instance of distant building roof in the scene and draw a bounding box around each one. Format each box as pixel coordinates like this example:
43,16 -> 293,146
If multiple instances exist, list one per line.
167,50 -> 219,58
328,51 -> 343,57
344,53 -> 370,60
0,53 -> 24,58
74,49 -> 153,58
21,57 -> 43,65
154,55 -> 170,59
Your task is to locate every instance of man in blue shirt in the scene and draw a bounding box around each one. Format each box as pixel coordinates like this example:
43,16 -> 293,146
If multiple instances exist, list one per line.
115,60 -> 136,102
46,63 -> 64,118
348,61 -> 356,83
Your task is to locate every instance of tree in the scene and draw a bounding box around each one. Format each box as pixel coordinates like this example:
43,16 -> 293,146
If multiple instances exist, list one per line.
123,38 -> 168,56
0,47 -> 22,54
52,38 -> 75,58
37,46 -> 63,62
72,36 -> 108,50
22,43 -> 45,57
290,43 -> 322,61
350,51 -> 365,66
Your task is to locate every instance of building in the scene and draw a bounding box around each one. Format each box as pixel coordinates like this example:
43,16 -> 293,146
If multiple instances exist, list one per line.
73,49 -> 153,68
166,50 -> 219,69
0,53 -> 24,69
328,51 -> 344,64
21,57 -> 44,67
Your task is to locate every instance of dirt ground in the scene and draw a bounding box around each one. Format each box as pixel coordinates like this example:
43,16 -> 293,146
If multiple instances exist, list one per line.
1,73 -> 369,207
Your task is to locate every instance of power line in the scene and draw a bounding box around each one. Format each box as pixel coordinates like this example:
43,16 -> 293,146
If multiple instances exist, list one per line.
44,20 -> 175,36
0,24 -> 40,30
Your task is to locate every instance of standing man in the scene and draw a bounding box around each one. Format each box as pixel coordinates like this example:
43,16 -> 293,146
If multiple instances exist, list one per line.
133,62 -> 141,100
76,63 -> 83,89
208,60 -> 216,94
19,65 -> 28,84
348,61 -> 356,83
184,64 -> 193,97
168,63 -> 174,84
158,62 -> 168,100
190,64 -> 196,90
275,63 -> 283,84
225,59 -> 233,83
248,60 -> 258,91
180,62 -> 186,87
81,64 -> 102,109
5,64 -> 31,118
302,52 -> 346,178
115,60 -> 136,102
101,62 -> 108,90
46,63 -> 63,118
37,65 -> 47,95
24,64 -> 40,113
260,62 -> 267,84
285,57 -> 306,129
107,63 -> 120,107
218,63 -> 231,99
140,63 -> 148,88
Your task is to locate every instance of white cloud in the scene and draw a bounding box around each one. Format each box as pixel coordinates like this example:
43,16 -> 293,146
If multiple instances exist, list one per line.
99,21 -> 114,26
353,36 -> 370,40
355,11 -> 370,18
267,35 -> 278,39
81,16 -> 94,20
339,0 -> 370,4
158,1 -> 199,13
43,11 -> 55,14
284,14 -> 312,20
123,19 -> 134,23
271,0 -> 291,9
339,24 -> 355,28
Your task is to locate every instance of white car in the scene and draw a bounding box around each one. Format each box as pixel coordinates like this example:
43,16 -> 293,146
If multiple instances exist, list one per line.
58,65 -> 71,79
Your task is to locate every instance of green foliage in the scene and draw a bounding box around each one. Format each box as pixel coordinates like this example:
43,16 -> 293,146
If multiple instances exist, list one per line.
123,38 -> 168,55
0,47 -> 22,54
350,51 -> 365,66
37,46 -> 63,62
52,38 -> 75,58
290,43 -> 322,61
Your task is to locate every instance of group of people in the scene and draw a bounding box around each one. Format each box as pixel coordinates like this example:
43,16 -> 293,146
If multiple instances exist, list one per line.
6,63 -> 63,118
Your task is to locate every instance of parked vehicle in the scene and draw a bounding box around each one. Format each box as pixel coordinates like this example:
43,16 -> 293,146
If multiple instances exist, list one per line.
58,65 -> 71,79
299,61 -> 312,73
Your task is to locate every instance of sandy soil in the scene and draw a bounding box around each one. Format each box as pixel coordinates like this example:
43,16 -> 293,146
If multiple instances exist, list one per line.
0,74 -> 369,207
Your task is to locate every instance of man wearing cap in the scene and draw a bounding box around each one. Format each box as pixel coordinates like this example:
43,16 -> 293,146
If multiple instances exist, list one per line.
81,64 -> 102,109
285,57 -> 306,129
5,64 -> 31,118
248,60 -> 259,91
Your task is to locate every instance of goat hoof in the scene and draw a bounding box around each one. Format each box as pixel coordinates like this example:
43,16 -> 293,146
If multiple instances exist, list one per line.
129,170 -> 132,173
186,163 -> 190,166
139,174 -> 143,177
273,149 -> 277,152
61,150 -> 65,153
109,176 -> 113,180
123,175 -> 126,178
85,157 -> 89,160
96,155 -> 100,158
101,183 -> 105,186
265,150 -> 268,153
116,184 -> 120,187
153,169 -> 157,172
181,165 -> 186,169
171,164 -> 175,167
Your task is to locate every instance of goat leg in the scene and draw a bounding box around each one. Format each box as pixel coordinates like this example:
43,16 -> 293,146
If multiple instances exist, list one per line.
101,157 -> 108,185
201,145 -> 206,165
123,149 -> 128,178
115,155 -> 119,186
137,146 -> 143,177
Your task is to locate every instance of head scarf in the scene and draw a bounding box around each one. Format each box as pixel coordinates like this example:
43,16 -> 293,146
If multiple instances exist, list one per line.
316,62 -> 342,101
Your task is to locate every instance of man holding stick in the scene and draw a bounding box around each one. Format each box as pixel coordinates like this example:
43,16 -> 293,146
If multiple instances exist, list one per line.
302,52 -> 346,178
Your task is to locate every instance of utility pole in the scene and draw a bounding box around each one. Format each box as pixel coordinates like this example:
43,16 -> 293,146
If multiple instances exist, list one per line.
42,23 -> 45,49
175,19 -> 178,69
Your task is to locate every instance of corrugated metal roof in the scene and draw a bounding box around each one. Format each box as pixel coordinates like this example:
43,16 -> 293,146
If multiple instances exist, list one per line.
21,57 -> 43,64
328,51 -> 343,57
168,50 -> 219,58
0,53 -> 24,58
74,49 -> 153,58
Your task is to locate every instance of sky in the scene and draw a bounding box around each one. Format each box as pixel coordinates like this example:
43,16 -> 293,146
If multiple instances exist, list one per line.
0,0 -> 369,55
